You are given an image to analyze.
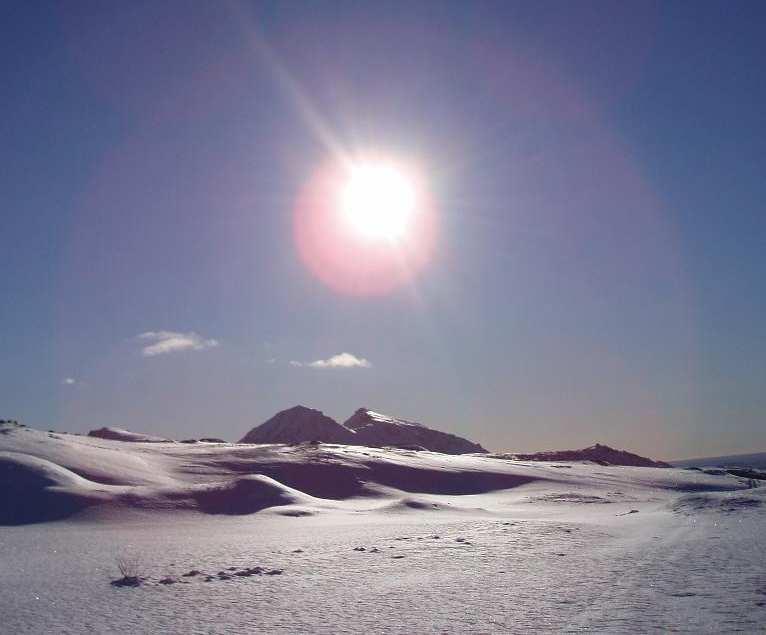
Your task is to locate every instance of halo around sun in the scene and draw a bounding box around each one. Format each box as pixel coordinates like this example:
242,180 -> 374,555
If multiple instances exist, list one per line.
293,156 -> 437,295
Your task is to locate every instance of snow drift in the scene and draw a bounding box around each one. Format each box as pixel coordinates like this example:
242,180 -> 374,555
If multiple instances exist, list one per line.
1,421 -> 757,526
2,423 -> 764,634
88,427 -> 171,443
0,452 -> 112,524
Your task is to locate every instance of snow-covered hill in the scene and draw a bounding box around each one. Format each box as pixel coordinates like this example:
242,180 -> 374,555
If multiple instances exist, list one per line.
88,427 -> 171,443
672,451 -> 766,469
1,421 -> 765,633
500,443 -> 670,467
0,421 -> 756,525
343,408 -> 487,454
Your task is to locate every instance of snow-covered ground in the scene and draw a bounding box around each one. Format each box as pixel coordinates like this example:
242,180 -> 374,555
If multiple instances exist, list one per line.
672,451 -> 766,470
1,424 -> 765,633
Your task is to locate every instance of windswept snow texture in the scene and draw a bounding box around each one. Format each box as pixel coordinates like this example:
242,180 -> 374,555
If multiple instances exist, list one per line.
88,427 -> 171,443
1,422 -> 765,633
500,443 -> 670,467
672,451 -> 766,469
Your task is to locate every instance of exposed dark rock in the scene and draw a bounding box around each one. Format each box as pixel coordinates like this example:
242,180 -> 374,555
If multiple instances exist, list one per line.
239,406 -> 486,455
725,468 -> 766,481
88,427 -> 170,443
111,576 -> 142,587
343,408 -> 486,455
505,443 -> 670,467
239,406 -> 355,445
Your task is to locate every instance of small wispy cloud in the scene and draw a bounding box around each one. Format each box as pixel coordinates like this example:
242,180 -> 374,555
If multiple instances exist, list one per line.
137,331 -> 219,357
290,352 -> 372,369
62,377 -> 76,385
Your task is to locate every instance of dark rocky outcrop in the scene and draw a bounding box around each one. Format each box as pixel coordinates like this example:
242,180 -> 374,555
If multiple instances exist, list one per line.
343,408 -> 486,454
508,443 -> 670,467
238,406 -> 356,445
88,427 -> 170,443
239,406 -> 486,455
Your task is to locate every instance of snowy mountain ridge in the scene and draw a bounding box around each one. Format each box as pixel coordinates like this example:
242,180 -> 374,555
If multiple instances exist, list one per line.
238,405 -> 356,445
346,408 -> 426,429
497,443 -> 671,468
240,406 -> 487,455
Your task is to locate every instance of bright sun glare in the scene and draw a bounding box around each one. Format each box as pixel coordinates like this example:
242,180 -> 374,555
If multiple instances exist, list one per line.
339,163 -> 417,241
294,156 -> 435,294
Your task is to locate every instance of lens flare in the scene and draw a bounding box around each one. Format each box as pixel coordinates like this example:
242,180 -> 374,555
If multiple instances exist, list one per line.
340,164 -> 416,241
294,158 -> 436,296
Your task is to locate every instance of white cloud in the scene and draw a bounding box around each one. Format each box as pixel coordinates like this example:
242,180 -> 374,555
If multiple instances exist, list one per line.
290,352 -> 372,369
137,331 -> 219,357
62,377 -> 76,385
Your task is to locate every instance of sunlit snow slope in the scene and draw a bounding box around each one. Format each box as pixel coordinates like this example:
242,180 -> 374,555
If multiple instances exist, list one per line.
1,422 -> 765,633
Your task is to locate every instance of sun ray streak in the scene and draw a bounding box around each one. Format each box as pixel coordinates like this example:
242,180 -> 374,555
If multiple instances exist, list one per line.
233,6 -> 351,166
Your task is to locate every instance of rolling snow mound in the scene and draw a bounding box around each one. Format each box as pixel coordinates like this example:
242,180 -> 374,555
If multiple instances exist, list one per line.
88,427 -> 171,443
0,423 -> 757,525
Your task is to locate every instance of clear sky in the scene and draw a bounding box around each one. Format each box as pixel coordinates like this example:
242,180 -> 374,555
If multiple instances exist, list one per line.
2,1 -> 764,460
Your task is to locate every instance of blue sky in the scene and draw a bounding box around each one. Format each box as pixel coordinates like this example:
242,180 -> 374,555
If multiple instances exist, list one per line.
2,1 -> 764,459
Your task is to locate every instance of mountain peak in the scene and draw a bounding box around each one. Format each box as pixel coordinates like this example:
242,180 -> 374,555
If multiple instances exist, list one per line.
239,406 -> 355,445
283,404 -> 321,414
239,405 -> 486,454
342,407 -> 485,454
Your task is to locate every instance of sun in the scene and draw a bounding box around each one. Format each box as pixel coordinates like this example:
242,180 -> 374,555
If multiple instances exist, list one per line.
339,163 -> 417,241
293,156 -> 436,295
